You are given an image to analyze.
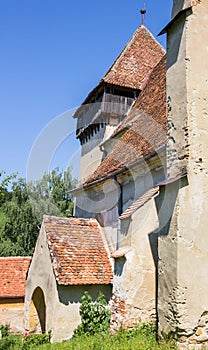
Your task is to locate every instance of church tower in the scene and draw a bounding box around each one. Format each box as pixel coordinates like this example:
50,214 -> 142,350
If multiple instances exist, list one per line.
158,0 -> 208,346
74,26 -> 164,183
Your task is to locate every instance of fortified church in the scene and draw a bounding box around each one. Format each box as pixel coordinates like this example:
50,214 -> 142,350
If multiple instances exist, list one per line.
25,1 -> 208,348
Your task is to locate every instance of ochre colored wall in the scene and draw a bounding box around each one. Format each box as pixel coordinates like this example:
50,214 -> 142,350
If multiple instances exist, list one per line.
0,298 -> 25,333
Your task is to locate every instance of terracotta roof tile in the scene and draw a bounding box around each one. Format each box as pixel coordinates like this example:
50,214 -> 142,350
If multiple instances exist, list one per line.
0,257 -> 31,298
102,25 -> 165,90
83,54 -> 166,185
43,216 -> 113,285
78,26 -> 165,107
119,187 -> 159,220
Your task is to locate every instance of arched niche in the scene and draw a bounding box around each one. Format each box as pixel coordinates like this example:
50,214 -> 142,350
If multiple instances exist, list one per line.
29,287 -> 46,334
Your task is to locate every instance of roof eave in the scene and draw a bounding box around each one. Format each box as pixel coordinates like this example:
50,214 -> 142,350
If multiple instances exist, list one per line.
57,281 -> 113,286
158,6 -> 192,36
0,295 -> 25,299
71,143 -> 166,193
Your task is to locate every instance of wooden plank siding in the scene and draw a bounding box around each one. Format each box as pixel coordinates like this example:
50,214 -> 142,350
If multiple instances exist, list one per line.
76,91 -> 135,140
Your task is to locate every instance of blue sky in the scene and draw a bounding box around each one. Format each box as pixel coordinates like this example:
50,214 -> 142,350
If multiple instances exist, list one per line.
0,0 -> 172,181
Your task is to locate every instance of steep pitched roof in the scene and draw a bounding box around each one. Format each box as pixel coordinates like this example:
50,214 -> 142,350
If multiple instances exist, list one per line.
102,25 -> 165,90
0,257 -> 31,298
79,25 -> 165,106
43,216 -> 113,286
83,54 -> 166,186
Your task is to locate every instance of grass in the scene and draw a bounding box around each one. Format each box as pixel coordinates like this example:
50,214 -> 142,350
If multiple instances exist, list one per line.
0,325 -> 177,350
39,332 -> 177,350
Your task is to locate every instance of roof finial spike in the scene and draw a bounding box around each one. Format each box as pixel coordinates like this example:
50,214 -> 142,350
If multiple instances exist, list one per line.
140,3 -> 146,26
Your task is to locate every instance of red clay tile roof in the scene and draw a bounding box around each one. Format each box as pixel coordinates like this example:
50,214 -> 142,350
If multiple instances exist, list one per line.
102,25 -> 165,90
78,25 -> 165,107
119,187 -> 159,220
43,216 -> 113,286
0,257 -> 31,298
83,54 -> 166,185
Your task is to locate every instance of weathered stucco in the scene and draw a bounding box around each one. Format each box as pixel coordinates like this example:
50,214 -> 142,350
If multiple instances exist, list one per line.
159,1 -> 208,346
111,197 -> 159,330
0,298 -> 25,333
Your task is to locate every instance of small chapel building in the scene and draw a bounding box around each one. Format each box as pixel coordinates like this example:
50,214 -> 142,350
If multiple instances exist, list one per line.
24,216 -> 112,342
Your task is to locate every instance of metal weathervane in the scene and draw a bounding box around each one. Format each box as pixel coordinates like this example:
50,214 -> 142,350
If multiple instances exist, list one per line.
140,3 -> 146,26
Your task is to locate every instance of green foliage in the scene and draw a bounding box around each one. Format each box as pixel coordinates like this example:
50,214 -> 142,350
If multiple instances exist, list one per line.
0,325 -> 177,350
22,333 -> 51,349
28,167 -> 76,221
0,168 -> 77,256
0,323 -> 10,337
0,333 -> 51,350
0,171 -> 16,207
7,325 -> 176,350
74,292 -> 110,336
0,334 -> 22,350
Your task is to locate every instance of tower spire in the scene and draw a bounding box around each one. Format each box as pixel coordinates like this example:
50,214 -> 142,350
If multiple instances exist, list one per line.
140,3 -> 146,26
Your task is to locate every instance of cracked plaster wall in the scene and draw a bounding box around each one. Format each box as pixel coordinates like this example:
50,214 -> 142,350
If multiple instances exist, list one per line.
111,197 -> 159,330
159,1 -> 208,346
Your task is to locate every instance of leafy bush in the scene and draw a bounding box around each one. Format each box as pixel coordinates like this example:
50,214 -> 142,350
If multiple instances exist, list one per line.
0,334 -> 22,350
74,291 -> 110,336
0,333 -> 51,350
22,333 -> 51,350
0,323 -> 10,337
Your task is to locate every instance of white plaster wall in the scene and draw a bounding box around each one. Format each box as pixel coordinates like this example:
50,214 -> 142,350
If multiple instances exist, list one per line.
80,125 -> 119,182
24,226 -> 58,339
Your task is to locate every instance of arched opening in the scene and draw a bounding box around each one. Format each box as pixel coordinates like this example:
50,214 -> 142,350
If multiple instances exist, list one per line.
29,287 -> 46,334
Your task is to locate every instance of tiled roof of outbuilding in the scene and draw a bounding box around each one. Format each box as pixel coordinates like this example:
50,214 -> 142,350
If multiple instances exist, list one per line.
0,257 -> 31,298
83,54 -> 166,186
43,216 -> 113,286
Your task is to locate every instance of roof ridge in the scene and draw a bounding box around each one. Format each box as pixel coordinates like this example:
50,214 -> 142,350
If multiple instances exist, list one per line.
102,25 -> 144,82
141,25 -> 165,54
0,256 -> 31,259
43,215 -> 98,222
102,25 -> 165,88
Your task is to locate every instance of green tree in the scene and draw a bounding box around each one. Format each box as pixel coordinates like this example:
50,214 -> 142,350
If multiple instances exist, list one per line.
0,171 -> 16,206
0,167 -> 77,256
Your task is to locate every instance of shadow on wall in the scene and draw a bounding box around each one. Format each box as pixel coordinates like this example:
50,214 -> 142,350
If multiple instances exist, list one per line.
167,9 -> 192,69
58,284 -> 112,306
148,176 -> 188,330
114,257 -> 126,277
